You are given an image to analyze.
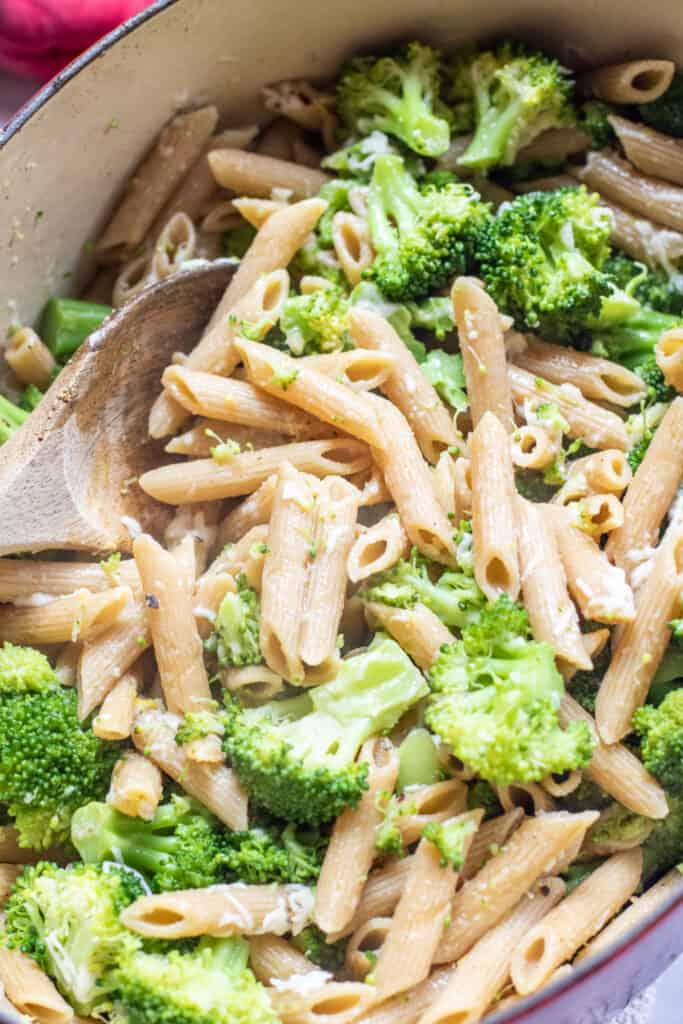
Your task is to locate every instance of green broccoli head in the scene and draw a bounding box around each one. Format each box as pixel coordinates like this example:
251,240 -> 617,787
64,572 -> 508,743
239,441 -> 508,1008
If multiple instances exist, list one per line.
605,251 -> 683,317
223,223 -> 257,260
447,43 -> 574,171
466,779 -> 503,819
205,576 -> 261,668
291,926 -> 347,972
642,796 -> 683,881
567,643 -> 611,717
633,688 -> 683,797
4,862 -> 143,1015
279,284 -> 351,355
222,633 -> 428,824
421,350 -> 468,411
640,74 -> 683,137
359,546 -> 485,629
475,186 -> 614,343
337,42 -> 452,157
422,815 -> 477,869
114,937 -> 278,1024
366,154 -> 491,302
176,708 -> 225,746
0,642 -> 58,692
315,179 -> 354,248
633,357 -> 676,407
587,802 -> 655,852
578,100 -> 617,149
425,597 -> 595,784
322,131 -> 426,182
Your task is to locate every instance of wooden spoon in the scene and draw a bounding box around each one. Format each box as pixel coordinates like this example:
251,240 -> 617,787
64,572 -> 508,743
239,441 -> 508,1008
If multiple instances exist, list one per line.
0,261 -> 235,556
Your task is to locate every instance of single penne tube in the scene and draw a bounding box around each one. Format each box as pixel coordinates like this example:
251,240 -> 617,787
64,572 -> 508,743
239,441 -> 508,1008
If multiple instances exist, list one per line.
361,967 -> 457,1024
121,881 -> 314,938
77,594 -> 149,720
219,476 -> 278,544
347,513 -> 409,583
332,212 -> 374,286
566,450 -> 632,497
315,738 -> 399,935
300,349 -> 395,393
164,501 -> 223,577
420,877 -> 566,1024
346,916 -> 393,979
495,783 -> 555,816
516,497 -> 590,670
596,519 -> 683,743
162,367 -> 330,439
4,326 -> 55,388
208,147 -> 327,198
510,849 -> 643,995
249,935 -> 312,984
133,534 -> 211,716
107,750 -> 163,821
0,586 -> 131,646
368,396 -> 457,565
576,869 -> 683,964
223,665 -> 285,703
96,106 -> 218,260
397,780 -> 469,846
548,506 -> 635,624
460,809 -> 524,882
363,602 -> 454,670
0,556 -> 139,602
299,476 -> 360,670
112,252 -> 155,308
559,694 -> 668,818
508,365 -> 629,451
605,198 -> 683,269
349,308 -> 458,463
451,277 -> 514,431
657,328 -> 683,392
236,338 -> 384,448
470,411 -> 520,601
609,114 -> 683,188
93,670 -> 138,740
373,811 -> 483,1001
193,571 -> 236,638
0,948 -> 74,1024
512,336 -> 646,408
151,211 -> 197,280
541,770 -> 583,797
569,494 -> 624,538
518,125 -> 590,163
453,456 -> 473,520
510,424 -> 558,470
433,452 -> 461,519
332,858 -> 414,942
140,437 -> 370,505
233,195 -> 289,228
199,201 -> 243,235
576,150 -> 683,234
55,643 -> 80,686
260,464 -> 315,681
132,707 -> 247,829
607,398 -> 683,572
586,59 -> 675,104
434,812 -> 598,964
268,981 -> 374,1024
166,419 -> 288,457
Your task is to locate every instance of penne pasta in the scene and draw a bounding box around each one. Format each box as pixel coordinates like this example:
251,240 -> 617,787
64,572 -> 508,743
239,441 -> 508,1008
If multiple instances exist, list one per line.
609,114 -> 683,188
208,148 -> 328,198
332,212 -> 374,286
460,809 -> 524,882
576,150 -> 683,234
512,336 -> 646,408
4,326 -> 55,388
657,328 -> 683,392
470,412 -> 520,602
107,750 -> 163,821
300,349 -> 395,392
0,556 -> 139,602
249,935 -> 312,984
166,419 -> 288,457
77,594 -> 149,720
347,513 -> 409,583
586,59 -> 675,104
268,981 -> 373,1024
0,586 -> 131,646
0,948 -> 74,1024
93,670 -> 138,740
363,601 -> 453,670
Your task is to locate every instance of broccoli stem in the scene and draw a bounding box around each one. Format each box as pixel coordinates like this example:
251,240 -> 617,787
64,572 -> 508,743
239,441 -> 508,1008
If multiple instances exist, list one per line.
40,297 -> 112,359
367,155 -> 421,254
461,97 -> 523,169
0,395 -> 29,444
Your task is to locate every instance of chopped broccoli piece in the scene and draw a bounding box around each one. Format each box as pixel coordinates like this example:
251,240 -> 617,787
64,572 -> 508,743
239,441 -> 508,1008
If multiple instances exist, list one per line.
350,281 -> 453,361
359,546 -> 485,630
176,708 -> 224,745
634,357 -> 676,405
223,223 -> 257,259
639,74 -> 683,137
425,597 -> 595,784
279,284 -> 351,355
374,791 -> 410,857
322,130 -> 426,181
568,644 -> 610,717
587,802 -> 655,850
591,302 -> 682,369
291,926 -> 347,972
0,393 -> 29,445
222,634 -> 428,824
561,858 -> 604,895
475,186 -> 613,344
447,44 -> 574,171
337,42 -> 452,157
39,297 -> 112,359
633,689 -> 683,797
514,469 -> 559,503
20,384 -> 44,411
0,642 -> 58,693
292,234 -> 346,287
626,400 -> 668,471
114,936 -> 278,1024
365,154 -> 491,302
398,728 -> 443,790
642,796 -> 683,881
205,575 -> 261,668
421,350 -> 468,411
4,862 -> 143,1015
422,815 -> 477,869
467,779 -> 503,819
578,100 -> 617,149
405,295 -> 455,340
605,251 -> 683,317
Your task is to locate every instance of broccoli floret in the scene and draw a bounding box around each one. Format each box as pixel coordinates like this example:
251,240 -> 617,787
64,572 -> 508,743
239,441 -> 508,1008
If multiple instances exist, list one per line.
0,394 -> 29,445
359,547 -> 485,629
291,926 -> 347,972
316,179 -> 354,248
466,779 -> 503,819
421,350 -> 468,412
205,576 -> 261,668
567,644 -> 610,716
0,642 -> 58,693
578,100 -> 617,149
336,42 -> 451,157
374,791 -> 409,857
561,776 -> 612,813
642,797 -> 683,881
425,597 -> 595,785
423,815 -> 477,869
605,251 -> 683,317
406,295 -> 456,340
476,186 -> 613,343
114,936 -> 278,1024
587,802 -> 655,851
640,74 -> 683,137
634,357 -> 676,406
4,862 -> 143,1014
447,44 -> 574,171
279,285 -> 351,355
223,223 -> 257,259
590,267 -> 683,368
176,708 -> 224,746
222,634 -> 428,824
561,858 -> 604,895
365,154 -> 491,302
633,689 -> 683,797
322,130 -> 426,181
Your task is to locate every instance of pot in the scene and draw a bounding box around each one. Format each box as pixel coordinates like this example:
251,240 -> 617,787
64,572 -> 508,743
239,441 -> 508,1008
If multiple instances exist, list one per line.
1,1 -> 682,1019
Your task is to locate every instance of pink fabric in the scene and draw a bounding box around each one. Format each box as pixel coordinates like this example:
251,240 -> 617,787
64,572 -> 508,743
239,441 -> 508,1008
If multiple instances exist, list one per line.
0,0 -> 150,80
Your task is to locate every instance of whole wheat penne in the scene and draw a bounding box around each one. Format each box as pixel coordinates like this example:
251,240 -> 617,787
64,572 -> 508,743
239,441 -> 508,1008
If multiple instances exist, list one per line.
510,424 -> 558,470
361,966 -> 458,1024
559,694 -> 668,818
609,114 -> 683,188
363,602 -> 454,670
452,278 -> 514,431
566,450 -> 632,497
151,211 -> 197,280
0,948 -> 74,1024
351,463 -> 392,508
77,594 -> 149,720
208,148 -> 328,198
434,812 -> 598,964
0,556 -> 139,602
346,917 -> 393,979
349,308 -> 458,463
518,125 -> 591,163
112,252 -> 155,307
347,513 -> 409,583
249,935 -> 312,984
268,981 -> 374,1024
316,738 -> 399,935
132,706 -> 247,829
542,770 -> 583,797
513,336 -> 646,408
121,881 -> 314,938
224,665 -> 285,702
93,670 -> 138,740
576,150 -> 683,234
166,419 -> 288,457
219,477 -> 278,545
262,79 -> 337,143
300,349 -> 396,392
420,877 -> 566,1024
4,326 -> 55,388
107,750 -> 163,820
569,493 -> 624,538
605,198 -> 683,270
0,586 -> 131,646
516,497 -> 590,670
509,365 -> 629,451
55,643 -> 80,687
397,780 -> 469,846
432,452 -> 460,519
368,396 -> 457,565
193,571 -> 236,637
470,412 -> 520,602
586,59 -> 674,104
657,328 -> 683,392
332,858 -> 414,941
233,195 -> 289,228
332,212 -> 374,286
511,850 -> 643,995
460,809 -> 524,882
496,783 -> 555,816
165,501 -> 224,576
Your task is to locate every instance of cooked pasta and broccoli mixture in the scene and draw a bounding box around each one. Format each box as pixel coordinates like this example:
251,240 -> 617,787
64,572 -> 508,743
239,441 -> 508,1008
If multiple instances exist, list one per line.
2,38 -> 683,1024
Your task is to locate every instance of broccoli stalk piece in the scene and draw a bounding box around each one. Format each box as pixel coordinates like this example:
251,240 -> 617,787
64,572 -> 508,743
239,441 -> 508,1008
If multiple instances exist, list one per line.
422,815 -> 477,869
586,802 -> 655,853
279,285 -> 351,355
361,547 -> 485,629
222,634 -> 429,824
448,44 -> 574,171
421,349 -> 468,411
366,154 -> 491,302
475,186 -> 613,343
0,394 -> 29,445
205,575 -> 261,668
114,936 -> 278,1024
4,862 -> 143,1015
640,74 -> 683,137
425,597 -> 595,785
397,728 -> 443,790
633,689 -> 683,797
337,42 -> 452,157
590,295 -> 682,370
